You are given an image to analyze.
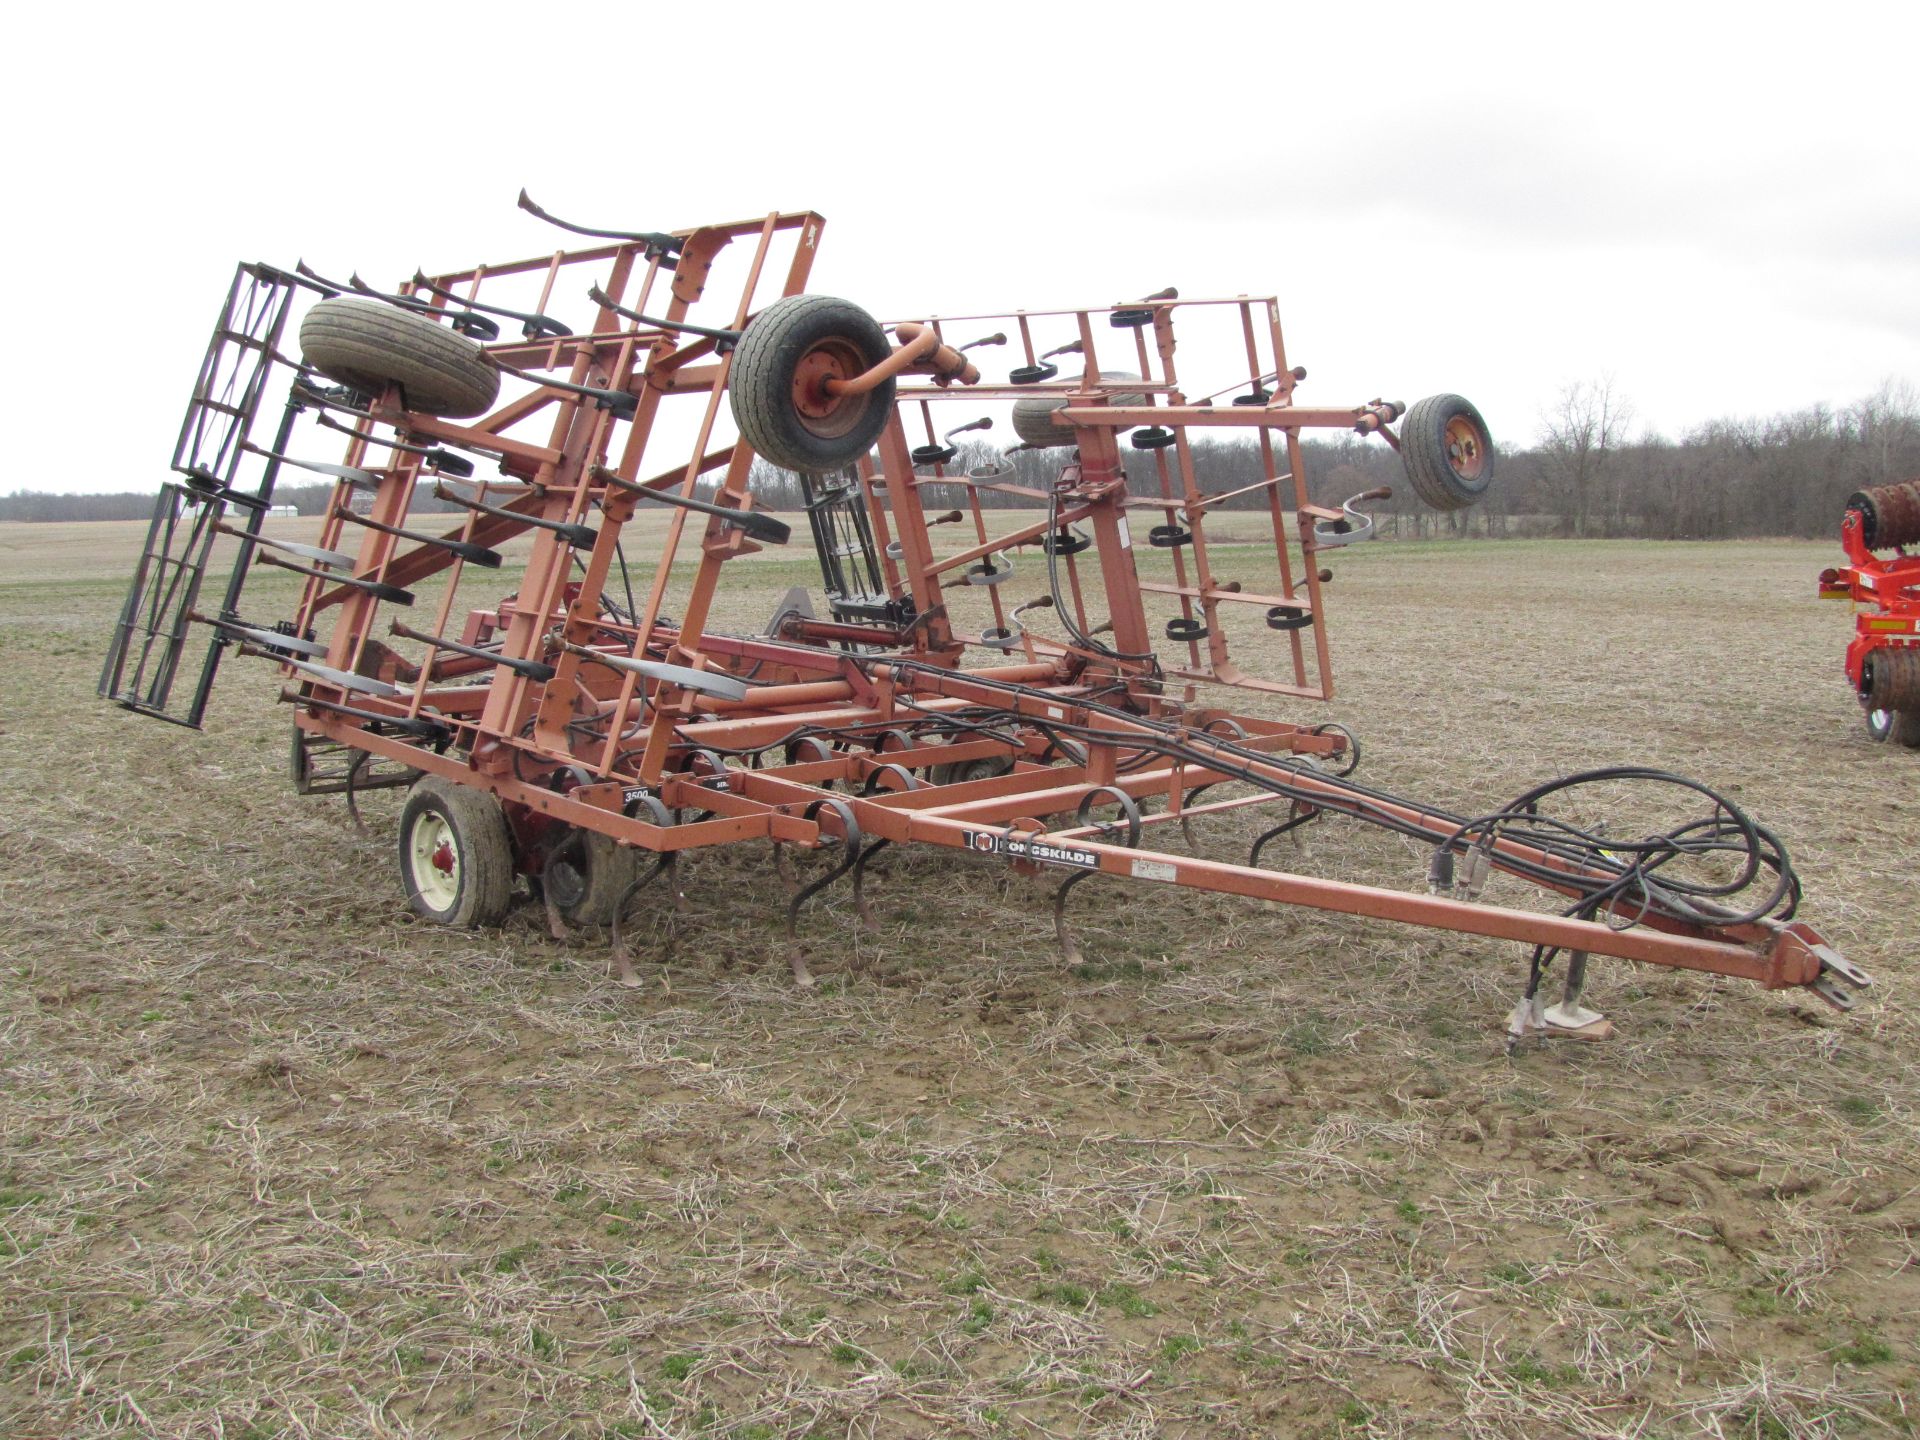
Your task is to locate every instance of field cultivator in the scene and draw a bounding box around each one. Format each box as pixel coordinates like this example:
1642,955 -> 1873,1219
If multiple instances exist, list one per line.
1820,480 -> 1920,746
100,196 -> 1870,1045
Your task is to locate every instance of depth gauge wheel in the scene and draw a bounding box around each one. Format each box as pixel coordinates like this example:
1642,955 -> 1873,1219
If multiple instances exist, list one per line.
729,294 -> 895,473
1400,393 -> 1496,511
300,297 -> 501,418
543,828 -> 642,927
398,775 -> 515,926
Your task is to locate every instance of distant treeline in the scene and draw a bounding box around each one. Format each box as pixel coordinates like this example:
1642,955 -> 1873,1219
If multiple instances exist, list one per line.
9,382 -> 1915,540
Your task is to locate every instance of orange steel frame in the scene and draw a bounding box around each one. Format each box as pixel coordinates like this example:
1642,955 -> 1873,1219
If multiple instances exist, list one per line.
219,207 -> 1861,1010
1819,498 -> 1920,701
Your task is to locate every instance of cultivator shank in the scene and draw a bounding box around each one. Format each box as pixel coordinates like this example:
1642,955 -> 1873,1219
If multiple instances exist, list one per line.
101,198 -> 1870,1038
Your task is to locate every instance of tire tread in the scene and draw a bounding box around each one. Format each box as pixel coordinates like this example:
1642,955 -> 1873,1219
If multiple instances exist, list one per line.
301,298 -> 500,418
399,775 -> 515,926
1400,393 -> 1495,511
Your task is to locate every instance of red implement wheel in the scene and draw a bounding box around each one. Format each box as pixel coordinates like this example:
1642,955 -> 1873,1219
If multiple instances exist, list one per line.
730,295 -> 895,473
300,297 -> 501,418
398,775 -> 515,926
1400,394 -> 1496,510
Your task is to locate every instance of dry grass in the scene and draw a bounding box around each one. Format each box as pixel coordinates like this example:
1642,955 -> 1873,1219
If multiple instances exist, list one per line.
1,527 -> 1915,1438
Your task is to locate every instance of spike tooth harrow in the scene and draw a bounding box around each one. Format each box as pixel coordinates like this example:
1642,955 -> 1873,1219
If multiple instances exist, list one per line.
99,199 -> 1869,1036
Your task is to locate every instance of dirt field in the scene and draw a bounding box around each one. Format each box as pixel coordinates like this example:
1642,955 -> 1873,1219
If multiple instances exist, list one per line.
1,521 -> 1915,1439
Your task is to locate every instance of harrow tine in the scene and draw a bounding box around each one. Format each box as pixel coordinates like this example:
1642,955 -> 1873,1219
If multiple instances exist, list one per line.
241,644 -> 401,697
610,852 -> 681,989
312,413 -> 478,478
608,792 -> 681,988
492,357 -> 638,418
518,190 -> 684,268
1053,870 -> 1095,969
297,261 -> 498,339
850,838 -> 891,932
1053,788 -> 1142,968
252,550 -> 415,605
412,271 -> 570,341
292,259 -> 345,296
289,377 -> 377,419
335,507 -> 502,567
771,840 -> 800,897
435,482 -> 598,549
1248,801 -> 1320,867
213,520 -> 354,570
279,689 -> 450,743
191,611 -> 327,658
786,797 -> 863,988
390,618 -> 553,681
342,751 -> 376,835
242,441 -> 384,490
586,285 -> 741,349
543,882 -> 572,943
593,465 -> 788,545
1179,783 -> 1216,854
560,641 -> 749,700
344,270 -> 499,340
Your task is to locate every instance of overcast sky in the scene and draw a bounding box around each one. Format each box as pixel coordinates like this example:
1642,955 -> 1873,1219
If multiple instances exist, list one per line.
5,1 -> 1917,497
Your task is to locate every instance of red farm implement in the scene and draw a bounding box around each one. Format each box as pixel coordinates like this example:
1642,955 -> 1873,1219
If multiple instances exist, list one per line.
100,196 -> 1870,1045
1820,480 -> 1920,746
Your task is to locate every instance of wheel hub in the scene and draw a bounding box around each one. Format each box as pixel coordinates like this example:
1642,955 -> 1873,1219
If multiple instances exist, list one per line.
790,338 -> 868,435
1444,416 -> 1487,479
408,813 -> 462,911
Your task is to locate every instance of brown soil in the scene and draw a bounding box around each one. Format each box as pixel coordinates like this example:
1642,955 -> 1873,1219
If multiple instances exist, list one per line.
1,529 -> 1914,1438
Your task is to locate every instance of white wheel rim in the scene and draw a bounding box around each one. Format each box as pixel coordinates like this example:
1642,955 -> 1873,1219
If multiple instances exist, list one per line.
1869,708 -> 1893,738
408,812 -> 461,911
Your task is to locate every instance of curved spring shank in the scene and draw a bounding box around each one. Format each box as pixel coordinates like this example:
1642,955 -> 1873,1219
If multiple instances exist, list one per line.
1054,788 -> 1143,967
785,797 -> 864,987
609,852 -> 682,988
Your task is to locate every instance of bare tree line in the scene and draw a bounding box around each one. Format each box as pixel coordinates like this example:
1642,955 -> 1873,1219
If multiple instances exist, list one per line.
7,381 -> 1915,539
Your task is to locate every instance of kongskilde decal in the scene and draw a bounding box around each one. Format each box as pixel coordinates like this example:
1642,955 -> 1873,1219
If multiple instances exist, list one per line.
961,831 -> 1100,869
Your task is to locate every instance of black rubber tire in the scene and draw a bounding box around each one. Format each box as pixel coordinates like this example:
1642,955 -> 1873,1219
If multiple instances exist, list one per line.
927,755 -> 1015,787
291,723 -> 314,793
300,298 -> 501,418
1891,710 -> 1920,748
1400,393 -> 1496,511
1011,372 -> 1147,448
543,829 -> 642,927
398,775 -> 516,927
729,295 -> 895,473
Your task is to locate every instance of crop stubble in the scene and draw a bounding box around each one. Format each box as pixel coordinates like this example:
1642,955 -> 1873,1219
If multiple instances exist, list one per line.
0,524 -> 1914,1438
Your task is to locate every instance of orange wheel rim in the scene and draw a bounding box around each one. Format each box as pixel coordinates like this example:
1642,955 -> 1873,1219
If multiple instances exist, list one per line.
1443,414 -> 1487,480
790,338 -> 869,438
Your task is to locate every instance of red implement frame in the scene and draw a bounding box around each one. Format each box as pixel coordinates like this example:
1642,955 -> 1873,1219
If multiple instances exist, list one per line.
121,203 -> 1872,1029
1819,480 -> 1920,743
